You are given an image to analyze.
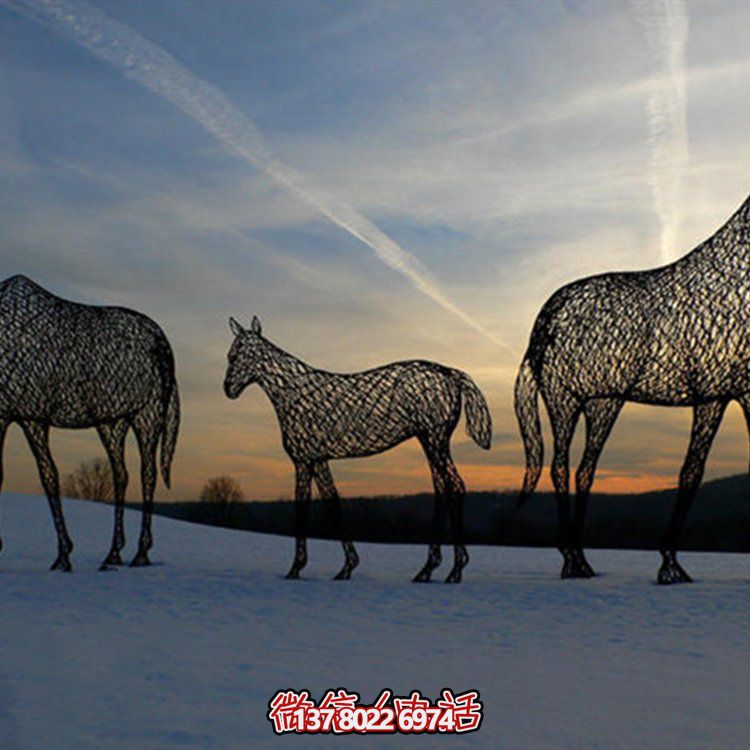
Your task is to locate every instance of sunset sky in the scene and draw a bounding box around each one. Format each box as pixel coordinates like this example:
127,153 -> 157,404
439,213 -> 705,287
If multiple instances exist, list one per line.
2,0 -> 750,502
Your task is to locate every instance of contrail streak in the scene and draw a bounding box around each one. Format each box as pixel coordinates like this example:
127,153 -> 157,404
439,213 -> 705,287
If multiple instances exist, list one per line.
5,0 -> 507,349
634,0 -> 689,264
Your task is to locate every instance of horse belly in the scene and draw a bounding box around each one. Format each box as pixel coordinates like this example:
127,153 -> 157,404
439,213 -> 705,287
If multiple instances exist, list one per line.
626,327 -> 750,404
68,367 -> 159,426
539,342 -> 641,400
625,363 -> 750,406
325,422 -> 413,459
0,357 -> 159,428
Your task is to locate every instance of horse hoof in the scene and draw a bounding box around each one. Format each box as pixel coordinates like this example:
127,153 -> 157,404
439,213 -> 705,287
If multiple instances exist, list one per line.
129,552 -> 152,568
444,570 -> 462,583
561,567 -> 596,579
560,560 -> 575,579
98,563 -> 118,572
285,570 -> 301,580
101,551 -> 124,568
657,564 -> 692,585
333,568 -> 352,581
561,552 -> 596,579
50,556 -> 72,572
658,551 -> 692,585
412,569 -> 433,583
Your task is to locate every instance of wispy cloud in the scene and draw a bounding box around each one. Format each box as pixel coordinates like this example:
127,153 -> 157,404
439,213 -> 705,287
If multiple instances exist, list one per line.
3,0 -> 507,349
6,0 -> 750,499
634,0 -> 689,264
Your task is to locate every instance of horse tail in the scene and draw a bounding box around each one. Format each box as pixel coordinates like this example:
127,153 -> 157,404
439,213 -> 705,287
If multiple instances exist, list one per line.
458,373 -> 492,450
160,381 -> 180,489
515,355 -> 543,508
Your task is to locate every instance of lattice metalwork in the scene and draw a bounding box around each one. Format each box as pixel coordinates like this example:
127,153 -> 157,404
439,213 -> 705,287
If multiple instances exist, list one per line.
516,196 -> 750,584
0,275 -> 180,571
224,316 -> 492,582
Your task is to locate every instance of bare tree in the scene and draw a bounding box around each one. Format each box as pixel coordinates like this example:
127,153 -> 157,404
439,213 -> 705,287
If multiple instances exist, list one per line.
200,476 -> 244,504
62,458 -> 114,503
200,476 -> 244,525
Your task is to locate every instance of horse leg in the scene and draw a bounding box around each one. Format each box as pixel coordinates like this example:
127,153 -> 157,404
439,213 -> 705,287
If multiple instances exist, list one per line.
413,438 -> 446,582
568,398 -> 623,578
286,463 -> 312,579
21,422 -> 73,571
737,395 -> 750,476
96,420 -> 129,570
0,420 -> 8,554
659,401 -> 725,584
130,409 -> 159,567
547,394 -> 581,579
444,455 -> 468,584
313,461 -> 359,580
736,395 -> 750,547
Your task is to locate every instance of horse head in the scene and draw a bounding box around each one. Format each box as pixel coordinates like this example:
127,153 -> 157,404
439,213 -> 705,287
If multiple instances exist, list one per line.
223,315 -> 264,399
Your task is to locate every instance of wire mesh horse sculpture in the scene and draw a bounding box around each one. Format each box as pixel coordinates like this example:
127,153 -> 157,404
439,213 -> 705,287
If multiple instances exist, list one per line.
0,275 -> 179,571
224,316 -> 492,582
516,194 -> 750,584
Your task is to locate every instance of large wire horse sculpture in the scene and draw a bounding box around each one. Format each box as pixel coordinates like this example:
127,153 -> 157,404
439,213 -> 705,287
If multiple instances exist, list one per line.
224,316 -> 492,582
0,275 -> 180,571
516,194 -> 750,584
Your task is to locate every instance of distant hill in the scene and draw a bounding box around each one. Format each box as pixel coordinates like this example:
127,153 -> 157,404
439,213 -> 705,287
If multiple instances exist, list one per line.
151,473 -> 750,552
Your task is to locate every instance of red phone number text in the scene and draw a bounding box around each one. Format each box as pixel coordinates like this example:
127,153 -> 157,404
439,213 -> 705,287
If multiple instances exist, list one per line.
267,688 -> 482,735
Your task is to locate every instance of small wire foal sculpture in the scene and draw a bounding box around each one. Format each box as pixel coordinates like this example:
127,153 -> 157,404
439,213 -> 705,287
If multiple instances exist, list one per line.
516,194 -> 750,584
224,316 -> 492,582
0,275 -> 180,571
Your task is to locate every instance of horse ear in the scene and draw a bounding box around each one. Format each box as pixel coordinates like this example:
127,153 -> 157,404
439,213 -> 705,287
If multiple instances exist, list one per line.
251,315 -> 262,335
229,317 -> 245,337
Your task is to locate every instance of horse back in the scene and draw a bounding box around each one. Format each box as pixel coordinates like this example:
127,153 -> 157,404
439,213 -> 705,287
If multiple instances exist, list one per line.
280,360 -> 463,461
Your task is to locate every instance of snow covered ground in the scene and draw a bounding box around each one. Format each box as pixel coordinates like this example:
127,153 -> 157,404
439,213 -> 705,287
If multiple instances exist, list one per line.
2,493 -> 750,749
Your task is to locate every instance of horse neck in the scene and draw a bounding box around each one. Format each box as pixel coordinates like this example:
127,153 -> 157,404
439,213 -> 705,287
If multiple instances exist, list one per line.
683,198 -> 750,273
256,343 -> 315,404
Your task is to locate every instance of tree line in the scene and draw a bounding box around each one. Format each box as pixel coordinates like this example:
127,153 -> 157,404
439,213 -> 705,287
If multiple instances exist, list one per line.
63,458 -> 244,514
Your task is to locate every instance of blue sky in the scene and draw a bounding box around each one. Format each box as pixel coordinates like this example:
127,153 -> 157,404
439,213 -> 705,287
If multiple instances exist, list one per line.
2,0 -> 750,500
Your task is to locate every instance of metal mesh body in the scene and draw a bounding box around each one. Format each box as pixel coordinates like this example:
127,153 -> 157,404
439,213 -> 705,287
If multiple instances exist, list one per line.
224,316 -> 492,582
516,196 -> 750,584
0,275 -> 180,571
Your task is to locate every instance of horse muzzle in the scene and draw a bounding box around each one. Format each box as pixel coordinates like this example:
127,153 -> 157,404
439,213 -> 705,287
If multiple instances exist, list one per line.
223,377 -> 243,399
